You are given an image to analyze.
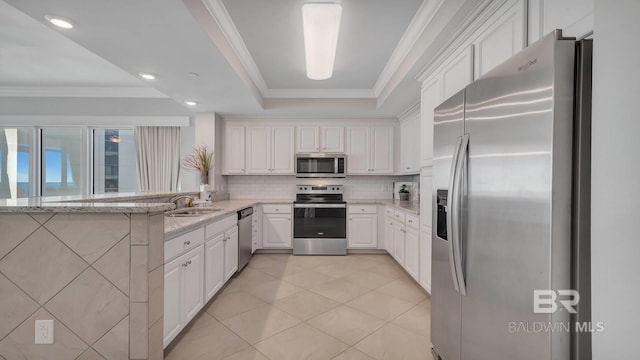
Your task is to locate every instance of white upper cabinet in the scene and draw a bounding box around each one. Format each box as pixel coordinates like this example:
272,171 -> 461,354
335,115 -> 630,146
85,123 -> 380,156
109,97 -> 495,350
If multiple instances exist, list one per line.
271,127 -> 294,174
473,0 -> 526,79
400,111 -> 420,174
321,126 -> 345,153
420,77 -> 441,167
296,126 -> 344,153
347,126 -> 393,174
246,126 -> 294,174
442,46 -> 474,99
224,125 -> 246,174
346,127 -> 370,174
296,126 -> 319,153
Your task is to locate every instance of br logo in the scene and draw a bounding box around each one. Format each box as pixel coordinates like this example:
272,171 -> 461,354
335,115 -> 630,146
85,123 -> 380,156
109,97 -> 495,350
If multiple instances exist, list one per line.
533,290 -> 579,314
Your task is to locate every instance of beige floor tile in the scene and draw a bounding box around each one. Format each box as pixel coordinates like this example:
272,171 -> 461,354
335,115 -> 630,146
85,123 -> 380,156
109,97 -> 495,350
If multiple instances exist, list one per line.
313,263 -> 362,279
391,299 -> 431,338
376,277 -> 428,304
272,290 -> 340,320
342,270 -> 396,290
346,256 -> 384,270
165,313 -> 249,360
259,262 -> 306,278
279,255 -> 330,269
254,323 -> 348,360
205,291 -> 268,320
307,306 -> 386,345
310,279 -> 371,303
231,268 -> 278,288
346,291 -> 416,321
367,263 -> 409,280
281,270 -> 335,289
222,347 -> 269,360
244,280 -> 305,303
354,323 -> 432,360
332,348 -> 376,360
247,255 -> 283,269
221,305 -> 301,344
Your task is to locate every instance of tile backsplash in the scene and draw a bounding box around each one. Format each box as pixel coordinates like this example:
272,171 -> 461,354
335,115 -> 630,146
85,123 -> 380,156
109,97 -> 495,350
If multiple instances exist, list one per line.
227,175 -> 418,200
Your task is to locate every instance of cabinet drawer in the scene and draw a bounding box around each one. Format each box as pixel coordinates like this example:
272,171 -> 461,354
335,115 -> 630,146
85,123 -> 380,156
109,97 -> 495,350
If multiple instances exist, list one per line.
405,213 -> 419,229
262,204 -> 292,214
348,205 -> 377,214
205,214 -> 237,239
393,210 -> 406,222
165,227 -> 204,261
384,206 -> 394,217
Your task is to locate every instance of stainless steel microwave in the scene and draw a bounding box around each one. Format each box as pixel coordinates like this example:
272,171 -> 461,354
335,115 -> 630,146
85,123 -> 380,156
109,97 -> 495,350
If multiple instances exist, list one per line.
295,153 -> 346,178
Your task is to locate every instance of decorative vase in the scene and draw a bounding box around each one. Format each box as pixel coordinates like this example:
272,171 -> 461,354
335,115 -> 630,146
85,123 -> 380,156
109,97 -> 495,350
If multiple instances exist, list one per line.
200,172 -> 208,185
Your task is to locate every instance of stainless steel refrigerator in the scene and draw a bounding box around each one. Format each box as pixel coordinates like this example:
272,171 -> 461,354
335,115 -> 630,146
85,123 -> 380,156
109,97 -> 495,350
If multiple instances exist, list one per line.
431,30 -> 592,360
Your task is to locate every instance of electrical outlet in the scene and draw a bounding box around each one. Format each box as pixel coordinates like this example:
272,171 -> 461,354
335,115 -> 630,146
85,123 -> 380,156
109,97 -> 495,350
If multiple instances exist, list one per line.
34,320 -> 54,344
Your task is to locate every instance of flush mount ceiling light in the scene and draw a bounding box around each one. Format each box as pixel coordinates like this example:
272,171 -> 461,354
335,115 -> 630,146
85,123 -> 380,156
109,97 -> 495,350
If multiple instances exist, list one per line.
45,15 -> 74,29
302,3 -> 342,80
185,100 -> 198,106
138,73 -> 156,80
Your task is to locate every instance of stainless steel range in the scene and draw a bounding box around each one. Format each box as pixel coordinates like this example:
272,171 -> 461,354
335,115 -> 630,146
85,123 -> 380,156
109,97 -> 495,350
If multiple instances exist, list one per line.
293,185 -> 347,255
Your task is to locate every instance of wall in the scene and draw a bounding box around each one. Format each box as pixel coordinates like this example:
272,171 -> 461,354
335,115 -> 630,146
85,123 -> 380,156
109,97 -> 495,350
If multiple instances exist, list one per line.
0,211 -> 164,360
227,175 -> 417,200
591,1 -> 640,358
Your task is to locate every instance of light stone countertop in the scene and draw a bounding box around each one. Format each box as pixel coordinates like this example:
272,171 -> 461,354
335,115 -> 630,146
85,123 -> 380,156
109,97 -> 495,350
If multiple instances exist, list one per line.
164,198 -> 420,238
0,198 -> 174,213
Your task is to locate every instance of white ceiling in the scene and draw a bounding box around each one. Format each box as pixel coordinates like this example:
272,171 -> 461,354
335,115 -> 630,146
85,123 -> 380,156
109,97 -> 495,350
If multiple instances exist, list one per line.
0,0 -> 480,117
222,0 -> 422,90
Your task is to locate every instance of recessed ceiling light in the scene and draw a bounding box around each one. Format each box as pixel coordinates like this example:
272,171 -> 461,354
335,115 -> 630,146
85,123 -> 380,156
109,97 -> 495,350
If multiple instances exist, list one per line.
187,72 -> 200,78
185,100 -> 198,106
45,15 -> 74,29
138,73 -> 156,80
302,3 -> 342,80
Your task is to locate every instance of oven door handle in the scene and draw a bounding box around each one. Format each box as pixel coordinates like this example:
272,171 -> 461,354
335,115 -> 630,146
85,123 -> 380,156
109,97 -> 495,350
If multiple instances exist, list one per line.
293,204 -> 347,208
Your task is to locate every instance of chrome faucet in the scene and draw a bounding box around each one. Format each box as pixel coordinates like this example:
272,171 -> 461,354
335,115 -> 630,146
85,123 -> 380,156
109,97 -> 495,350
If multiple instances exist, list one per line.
169,195 -> 194,208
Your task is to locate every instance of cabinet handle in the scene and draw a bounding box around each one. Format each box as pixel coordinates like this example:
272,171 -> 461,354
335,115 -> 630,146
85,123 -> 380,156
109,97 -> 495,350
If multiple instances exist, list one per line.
241,169 -> 245,171
288,218 -> 291,221
275,209 -> 279,211
182,260 -> 192,267
184,241 -> 191,246
406,167 -> 410,169
361,208 -> 365,211
349,218 -> 353,221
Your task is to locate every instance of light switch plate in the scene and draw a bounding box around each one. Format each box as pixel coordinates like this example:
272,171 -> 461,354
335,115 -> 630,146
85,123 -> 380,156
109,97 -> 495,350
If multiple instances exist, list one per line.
35,320 -> 54,344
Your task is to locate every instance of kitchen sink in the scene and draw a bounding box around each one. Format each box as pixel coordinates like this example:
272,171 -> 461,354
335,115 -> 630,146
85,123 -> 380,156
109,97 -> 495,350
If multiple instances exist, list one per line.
166,207 -> 223,217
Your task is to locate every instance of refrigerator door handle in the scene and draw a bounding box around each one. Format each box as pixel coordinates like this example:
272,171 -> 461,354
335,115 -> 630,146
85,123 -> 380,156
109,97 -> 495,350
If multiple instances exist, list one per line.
447,136 -> 463,292
451,133 -> 469,296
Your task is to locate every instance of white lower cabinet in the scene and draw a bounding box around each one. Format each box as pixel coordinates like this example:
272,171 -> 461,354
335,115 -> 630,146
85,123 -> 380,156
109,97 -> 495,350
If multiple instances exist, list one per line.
165,215 -> 239,348
419,227 -> 432,292
262,204 -> 292,248
163,244 -> 204,347
348,205 -> 378,248
393,220 -> 406,266
385,215 -> 395,256
404,226 -> 420,281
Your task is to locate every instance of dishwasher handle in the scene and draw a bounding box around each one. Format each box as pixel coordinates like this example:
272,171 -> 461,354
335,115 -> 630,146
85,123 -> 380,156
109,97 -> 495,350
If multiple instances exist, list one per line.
238,207 -> 254,220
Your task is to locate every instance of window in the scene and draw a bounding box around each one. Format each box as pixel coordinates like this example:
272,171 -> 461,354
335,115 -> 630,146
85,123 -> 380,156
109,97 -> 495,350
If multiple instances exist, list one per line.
93,129 -> 136,194
0,128 -> 32,199
41,128 -> 85,196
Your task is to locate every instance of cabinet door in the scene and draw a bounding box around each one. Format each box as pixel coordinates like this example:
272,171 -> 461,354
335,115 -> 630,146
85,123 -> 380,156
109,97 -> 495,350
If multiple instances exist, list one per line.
181,245 -> 204,325
401,116 -> 419,174
204,234 -> 224,302
262,214 -> 292,248
348,214 -> 377,248
473,0 -> 525,79
420,169 -> 433,230
271,127 -> 294,174
322,126 -> 345,153
405,227 -> 420,281
385,217 -> 395,255
224,226 -> 239,281
346,127 -> 370,174
442,46 -> 474,99
370,127 -> 394,174
163,256 -> 182,347
394,221 -> 406,266
252,206 -> 262,252
246,126 -> 271,174
419,227 -> 432,293
420,77 -> 441,167
297,126 -> 319,153
225,126 -> 246,174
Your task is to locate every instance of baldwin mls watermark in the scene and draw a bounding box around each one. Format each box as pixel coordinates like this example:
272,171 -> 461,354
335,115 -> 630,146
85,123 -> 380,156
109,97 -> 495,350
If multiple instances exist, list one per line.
507,290 -> 605,334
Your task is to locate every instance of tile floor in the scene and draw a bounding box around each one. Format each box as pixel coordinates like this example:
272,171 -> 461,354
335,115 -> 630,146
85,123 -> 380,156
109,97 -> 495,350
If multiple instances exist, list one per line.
165,254 -> 433,360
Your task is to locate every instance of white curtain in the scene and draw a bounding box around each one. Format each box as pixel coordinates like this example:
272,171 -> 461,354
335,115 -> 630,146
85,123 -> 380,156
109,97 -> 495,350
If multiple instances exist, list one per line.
135,127 -> 181,192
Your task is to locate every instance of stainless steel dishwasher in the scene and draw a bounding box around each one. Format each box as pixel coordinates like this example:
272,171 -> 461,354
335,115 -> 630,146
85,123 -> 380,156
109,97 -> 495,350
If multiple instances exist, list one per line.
237,207 -> 253,271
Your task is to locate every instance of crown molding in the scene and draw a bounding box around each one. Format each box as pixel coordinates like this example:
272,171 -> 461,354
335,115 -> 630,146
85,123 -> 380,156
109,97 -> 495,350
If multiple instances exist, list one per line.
0,86 -> 169,98
219,114 -> 397,121
262,88 -> 376,99
397,100 -> 420,120
373,0 -> 445,97
0,115 -> 190,127
202,0 -> 269,93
